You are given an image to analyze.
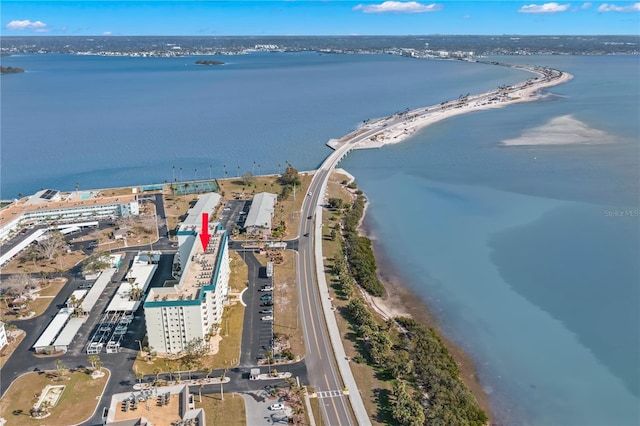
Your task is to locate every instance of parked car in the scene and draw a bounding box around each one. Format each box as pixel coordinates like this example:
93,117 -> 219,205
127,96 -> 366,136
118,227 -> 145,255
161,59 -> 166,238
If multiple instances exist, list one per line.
260,308 -> 273,314
260,294 -> 272,301
269,403 -> 285,411
261,315 -> 273,321
260,286 -> 273,292
262,301 -> 274,307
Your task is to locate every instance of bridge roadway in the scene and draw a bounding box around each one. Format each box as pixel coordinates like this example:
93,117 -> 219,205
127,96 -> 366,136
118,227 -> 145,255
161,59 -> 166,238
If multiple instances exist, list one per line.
292,64 -> 571,424
295,125 -> 385,426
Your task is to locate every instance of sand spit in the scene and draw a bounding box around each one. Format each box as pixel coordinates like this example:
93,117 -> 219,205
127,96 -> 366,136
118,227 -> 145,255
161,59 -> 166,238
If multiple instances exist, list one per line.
501,114 -> 616,146
337,65 -> 574,151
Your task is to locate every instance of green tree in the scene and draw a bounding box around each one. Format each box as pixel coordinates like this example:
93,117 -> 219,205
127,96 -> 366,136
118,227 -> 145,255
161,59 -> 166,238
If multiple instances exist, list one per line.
277,163 -> 301,187
88,355 -> 100,369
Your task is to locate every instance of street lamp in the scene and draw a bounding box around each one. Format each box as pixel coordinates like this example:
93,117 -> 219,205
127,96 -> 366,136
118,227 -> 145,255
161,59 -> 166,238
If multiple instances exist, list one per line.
135,339 -> 142,354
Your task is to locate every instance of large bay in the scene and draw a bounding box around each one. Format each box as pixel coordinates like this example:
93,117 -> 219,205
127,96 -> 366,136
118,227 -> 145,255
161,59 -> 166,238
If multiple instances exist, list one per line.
2,52 -> 639,425
343,55 -> 639,425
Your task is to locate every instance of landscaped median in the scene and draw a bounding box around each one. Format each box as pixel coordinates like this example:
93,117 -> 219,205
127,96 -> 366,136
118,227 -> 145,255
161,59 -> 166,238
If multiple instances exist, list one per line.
0,368 -> 110,424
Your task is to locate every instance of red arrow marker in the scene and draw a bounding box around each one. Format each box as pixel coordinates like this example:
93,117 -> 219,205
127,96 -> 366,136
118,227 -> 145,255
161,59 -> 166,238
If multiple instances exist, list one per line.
199,212 -> 211,251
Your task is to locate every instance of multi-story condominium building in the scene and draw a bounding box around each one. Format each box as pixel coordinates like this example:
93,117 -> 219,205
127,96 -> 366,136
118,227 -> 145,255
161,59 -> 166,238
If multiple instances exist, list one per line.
143,193 -> 229,354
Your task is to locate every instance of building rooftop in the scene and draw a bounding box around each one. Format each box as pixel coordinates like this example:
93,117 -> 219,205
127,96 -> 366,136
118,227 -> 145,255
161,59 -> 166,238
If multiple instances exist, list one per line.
105,384 -> 204,425
147,228 -> 223,304
180,193 -> 222,229
0,193 -> 138,227
244,192 -> 277,230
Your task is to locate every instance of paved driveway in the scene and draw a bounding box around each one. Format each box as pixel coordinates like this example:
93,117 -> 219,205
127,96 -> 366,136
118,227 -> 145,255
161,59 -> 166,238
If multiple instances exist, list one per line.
242,391 -> 290,425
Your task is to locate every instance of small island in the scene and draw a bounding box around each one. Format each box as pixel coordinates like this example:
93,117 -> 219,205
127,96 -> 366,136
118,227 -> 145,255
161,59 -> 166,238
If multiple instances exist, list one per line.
195,59 -> 224,66
1,66 -> 25,75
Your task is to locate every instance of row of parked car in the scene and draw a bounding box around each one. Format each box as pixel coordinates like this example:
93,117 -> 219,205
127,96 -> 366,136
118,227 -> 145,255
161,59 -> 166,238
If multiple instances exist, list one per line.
259,284 -> 273,321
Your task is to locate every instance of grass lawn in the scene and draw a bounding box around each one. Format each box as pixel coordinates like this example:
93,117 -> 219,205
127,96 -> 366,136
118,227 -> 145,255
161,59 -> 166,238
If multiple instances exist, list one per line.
2,251 -> 85,275
195,393 -> 245,426
0,369 -> 109,424
256,250 -> 305,360
1,278 -> 67,323
133,302 -> 245,376
228,251 -> 249,293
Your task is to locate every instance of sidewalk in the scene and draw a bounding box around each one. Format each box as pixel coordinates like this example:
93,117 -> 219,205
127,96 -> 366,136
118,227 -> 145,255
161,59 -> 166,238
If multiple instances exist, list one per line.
313,200 -> 371,426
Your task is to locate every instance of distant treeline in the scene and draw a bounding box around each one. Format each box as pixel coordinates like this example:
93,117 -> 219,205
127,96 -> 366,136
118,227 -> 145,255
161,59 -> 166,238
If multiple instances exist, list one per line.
1,66 -> 24,74
195,59 -> 224,66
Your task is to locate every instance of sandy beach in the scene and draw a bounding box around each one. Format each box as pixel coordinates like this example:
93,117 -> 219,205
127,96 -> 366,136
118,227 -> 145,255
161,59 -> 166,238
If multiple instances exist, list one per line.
346,65 -> 573,150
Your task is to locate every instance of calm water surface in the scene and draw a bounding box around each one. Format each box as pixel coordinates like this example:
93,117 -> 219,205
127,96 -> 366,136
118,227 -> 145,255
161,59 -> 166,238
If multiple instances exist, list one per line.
2,53 -> 638,425
343,55 -> 639,425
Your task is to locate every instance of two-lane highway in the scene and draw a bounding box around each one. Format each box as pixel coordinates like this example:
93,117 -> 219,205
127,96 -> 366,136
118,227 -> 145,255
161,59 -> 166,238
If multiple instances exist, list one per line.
297,178 -> 354,425
295,129 -> 382,426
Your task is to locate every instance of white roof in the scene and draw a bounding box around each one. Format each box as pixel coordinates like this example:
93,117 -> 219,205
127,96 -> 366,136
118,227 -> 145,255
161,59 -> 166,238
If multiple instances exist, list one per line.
245,192 -> 277,230
33,308 -> 73,349
106,262 -> 157,312
0,228 -> 47,267
69,289 -> 88,302
53,317 -> 85,347
81,268 -> 116,313
181,193 -> 221,229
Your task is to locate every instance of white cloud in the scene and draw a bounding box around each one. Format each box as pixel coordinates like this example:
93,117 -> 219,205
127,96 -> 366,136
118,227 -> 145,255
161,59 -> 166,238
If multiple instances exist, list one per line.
518,2 -> 570,13
581,2 -> 592,9
597,2 -> 640,12
353,1 -> 443,14
6,19 -> 48,31
103,31 -> 113,36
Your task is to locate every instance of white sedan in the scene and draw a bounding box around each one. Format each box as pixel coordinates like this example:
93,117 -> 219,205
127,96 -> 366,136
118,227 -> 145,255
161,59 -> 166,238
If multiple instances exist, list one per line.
269,403 -> 285,411
261,315 -> 273,321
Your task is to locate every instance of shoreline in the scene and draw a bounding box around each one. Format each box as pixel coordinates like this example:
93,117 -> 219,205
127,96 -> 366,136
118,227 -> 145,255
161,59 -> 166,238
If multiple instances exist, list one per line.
327,65 -> 576,419
355,204 -> 492,418
329,65 -> 574,151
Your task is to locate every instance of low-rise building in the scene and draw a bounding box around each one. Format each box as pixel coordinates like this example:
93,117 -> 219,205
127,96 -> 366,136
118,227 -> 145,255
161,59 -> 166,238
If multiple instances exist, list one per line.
244,192 -> 278,236
0,190 -> 139,242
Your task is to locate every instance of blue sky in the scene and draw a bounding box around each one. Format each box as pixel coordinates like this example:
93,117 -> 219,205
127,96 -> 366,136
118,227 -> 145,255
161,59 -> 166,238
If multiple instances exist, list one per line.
1,1 -> 639,36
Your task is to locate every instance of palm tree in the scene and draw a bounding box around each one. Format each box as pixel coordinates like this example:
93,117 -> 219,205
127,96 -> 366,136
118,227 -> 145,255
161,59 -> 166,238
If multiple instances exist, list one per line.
153,367 -> 161,384
88,354 -> 100,369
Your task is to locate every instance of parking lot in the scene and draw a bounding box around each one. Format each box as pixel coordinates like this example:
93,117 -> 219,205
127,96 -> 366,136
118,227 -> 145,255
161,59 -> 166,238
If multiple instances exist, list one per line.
218,200 -> 250,233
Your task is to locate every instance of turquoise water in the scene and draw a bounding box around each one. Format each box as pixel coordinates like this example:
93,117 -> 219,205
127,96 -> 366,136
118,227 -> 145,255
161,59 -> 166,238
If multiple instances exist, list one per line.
1,52 -> 638,425
343,55 -> 639,425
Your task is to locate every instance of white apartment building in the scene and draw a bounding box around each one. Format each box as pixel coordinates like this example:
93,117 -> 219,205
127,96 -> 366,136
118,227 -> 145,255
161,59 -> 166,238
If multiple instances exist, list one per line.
0,190 -> 139,242
143,193 -> 229,354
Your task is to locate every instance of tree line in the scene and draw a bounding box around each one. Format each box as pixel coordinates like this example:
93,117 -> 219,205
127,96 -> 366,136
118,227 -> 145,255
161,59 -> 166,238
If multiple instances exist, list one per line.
340,194 -> 385,297
345,297 -> 487,425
